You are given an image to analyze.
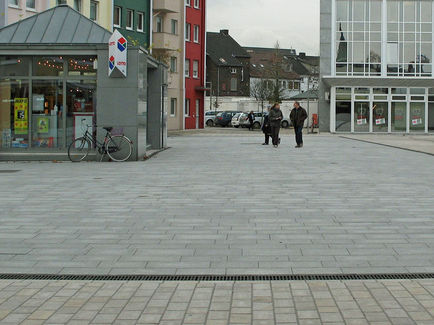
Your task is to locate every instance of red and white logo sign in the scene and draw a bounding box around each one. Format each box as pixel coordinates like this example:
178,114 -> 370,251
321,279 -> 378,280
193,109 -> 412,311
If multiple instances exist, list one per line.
108,30 -> 127,77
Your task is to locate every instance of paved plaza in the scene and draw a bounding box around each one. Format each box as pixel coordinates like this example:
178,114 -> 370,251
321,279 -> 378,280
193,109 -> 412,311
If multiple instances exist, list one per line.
0,279 -> 433,325
1,134 -> 434,275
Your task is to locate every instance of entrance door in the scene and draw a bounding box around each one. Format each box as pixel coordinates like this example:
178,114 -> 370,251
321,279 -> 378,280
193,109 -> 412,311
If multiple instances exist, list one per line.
410,102 -> 425,132
195,99 -> 200,129
391,102 -> 407,132
354,102 -> 370,132
373,102 -> 388,132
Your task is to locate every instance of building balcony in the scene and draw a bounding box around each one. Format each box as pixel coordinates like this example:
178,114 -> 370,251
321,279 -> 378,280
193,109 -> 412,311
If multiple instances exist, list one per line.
153,0 -> 180,13
152,32 -> 180,51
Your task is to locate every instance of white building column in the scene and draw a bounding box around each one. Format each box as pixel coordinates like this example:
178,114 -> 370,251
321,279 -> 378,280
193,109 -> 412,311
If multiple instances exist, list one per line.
330,87 -> 336,133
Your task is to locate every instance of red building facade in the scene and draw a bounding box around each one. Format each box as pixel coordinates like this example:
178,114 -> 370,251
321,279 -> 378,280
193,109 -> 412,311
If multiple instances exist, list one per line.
184,0 -> 206,129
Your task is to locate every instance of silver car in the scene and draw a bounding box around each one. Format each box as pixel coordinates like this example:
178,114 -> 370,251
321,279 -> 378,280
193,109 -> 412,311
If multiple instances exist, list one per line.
204,110 -> 222,127
239,112 -> 265,129
231,113 -> 243,128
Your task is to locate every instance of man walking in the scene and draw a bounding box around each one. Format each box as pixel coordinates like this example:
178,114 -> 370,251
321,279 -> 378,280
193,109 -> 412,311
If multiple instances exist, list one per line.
261,106 -> 271,145
247,111 -> 255,131
290,101 -> 308,148
269,103 -> 283,148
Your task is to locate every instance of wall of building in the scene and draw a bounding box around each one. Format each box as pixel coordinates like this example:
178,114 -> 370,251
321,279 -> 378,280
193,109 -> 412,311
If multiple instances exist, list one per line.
207,62 -> 250,98
319,0 -> 332,132
185,0 -> 206,129
153,0 -> 184,131
0,0 -> 50,27
114,0 -> 150,47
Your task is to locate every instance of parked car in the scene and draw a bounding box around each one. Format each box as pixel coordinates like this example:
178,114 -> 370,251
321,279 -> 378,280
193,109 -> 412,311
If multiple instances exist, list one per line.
281,117 -> 291,128
231,113 -> 243,128
204,110 -> 222,127
239,112 -> 265,129
215,111 -> 240,127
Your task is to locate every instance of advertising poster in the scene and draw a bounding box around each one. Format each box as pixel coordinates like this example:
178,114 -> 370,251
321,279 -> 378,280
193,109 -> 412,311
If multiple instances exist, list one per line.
37,117 -> 49,133
376,118 -> 386,125
14,98 -> 28,135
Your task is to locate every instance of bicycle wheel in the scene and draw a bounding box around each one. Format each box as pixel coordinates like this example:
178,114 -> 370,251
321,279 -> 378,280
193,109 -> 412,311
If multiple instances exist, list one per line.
106,135 -> 132,162
68,137 -> 91,162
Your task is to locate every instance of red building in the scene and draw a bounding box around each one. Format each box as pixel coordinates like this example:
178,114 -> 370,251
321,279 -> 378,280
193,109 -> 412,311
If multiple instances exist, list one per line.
184,0 -> 206,129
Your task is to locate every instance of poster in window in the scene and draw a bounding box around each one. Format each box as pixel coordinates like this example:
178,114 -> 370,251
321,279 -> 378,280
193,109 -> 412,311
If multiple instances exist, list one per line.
37,117 -> 49,133
14,98 -> 28,135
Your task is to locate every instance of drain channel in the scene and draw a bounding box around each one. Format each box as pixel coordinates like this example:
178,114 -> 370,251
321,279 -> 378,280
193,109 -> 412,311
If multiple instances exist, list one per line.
0,273 -> 433,281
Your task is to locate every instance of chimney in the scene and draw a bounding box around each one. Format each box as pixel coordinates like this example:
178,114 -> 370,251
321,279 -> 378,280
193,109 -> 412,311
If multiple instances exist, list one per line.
220,29 -> 229,36
299,52 -> 306,59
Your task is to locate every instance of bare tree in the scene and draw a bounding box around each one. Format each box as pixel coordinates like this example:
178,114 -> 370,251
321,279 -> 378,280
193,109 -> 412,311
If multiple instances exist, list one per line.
251,79 -> 272,115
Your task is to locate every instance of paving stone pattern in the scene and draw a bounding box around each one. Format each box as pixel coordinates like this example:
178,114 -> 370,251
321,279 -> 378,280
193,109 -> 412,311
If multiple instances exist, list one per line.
0,279 -> 434,325
1,135 -> 434,275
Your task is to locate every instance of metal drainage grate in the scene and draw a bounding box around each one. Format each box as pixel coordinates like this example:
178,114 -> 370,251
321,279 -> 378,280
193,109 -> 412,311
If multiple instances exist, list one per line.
0,273 -> 433,281
0,170 -> 20,174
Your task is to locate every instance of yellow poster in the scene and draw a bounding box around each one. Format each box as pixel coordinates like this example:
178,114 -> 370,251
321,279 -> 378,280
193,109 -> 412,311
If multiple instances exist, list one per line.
14,98 -> 28,135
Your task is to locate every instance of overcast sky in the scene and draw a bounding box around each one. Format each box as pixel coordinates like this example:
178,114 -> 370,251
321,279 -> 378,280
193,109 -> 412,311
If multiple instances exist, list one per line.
206,0 -> 320,56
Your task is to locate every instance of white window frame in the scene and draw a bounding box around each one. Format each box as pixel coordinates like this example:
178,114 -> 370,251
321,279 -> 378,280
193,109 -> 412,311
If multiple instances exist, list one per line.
231,68 -> 237,74
26,0 -> 36,10
113,6 -> 121,28
170,98 -> 177,117
137,12 -> 144,32
186,0 -> 191,7
170,57 -> 178,73
193,60 -> 199,78
126,9 -> 134,30
8,0 -> 19,8
186,23 -> 191,41
185,99 -> 190,116
194,0 -> 200,9
193,25 -> 199,43
185,59 -> 190,77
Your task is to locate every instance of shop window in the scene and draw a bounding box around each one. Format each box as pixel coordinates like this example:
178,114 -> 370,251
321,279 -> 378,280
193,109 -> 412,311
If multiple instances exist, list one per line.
31,80 -> 64,149
66,81 -> 96,147
391,102 -> 407,132
67,56 -> 97,76
373,102 -> 388,132
113,6 -> 121,27
354,102 -> 370,132
0,56 -> 30,77
335,101 -> 351,132
0,79 -> 29,149
33,56 -> 64,77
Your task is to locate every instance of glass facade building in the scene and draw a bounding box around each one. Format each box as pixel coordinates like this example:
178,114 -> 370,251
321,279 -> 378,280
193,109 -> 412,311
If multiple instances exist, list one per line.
321,0 -> 434,133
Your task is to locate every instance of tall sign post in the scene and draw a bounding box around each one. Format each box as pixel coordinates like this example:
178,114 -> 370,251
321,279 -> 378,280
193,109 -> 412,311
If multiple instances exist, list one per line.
108,30 -> 127,78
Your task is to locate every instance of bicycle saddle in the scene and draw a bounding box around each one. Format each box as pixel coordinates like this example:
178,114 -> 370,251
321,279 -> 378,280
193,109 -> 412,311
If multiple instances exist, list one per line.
103,127 -> 113,132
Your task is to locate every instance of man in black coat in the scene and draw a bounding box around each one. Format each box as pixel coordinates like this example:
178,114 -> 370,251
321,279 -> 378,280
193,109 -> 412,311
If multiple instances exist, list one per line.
269,103 -> 283,148
290,101 -> 308,148
247,111 -> 255,130
261,107 -> 271,145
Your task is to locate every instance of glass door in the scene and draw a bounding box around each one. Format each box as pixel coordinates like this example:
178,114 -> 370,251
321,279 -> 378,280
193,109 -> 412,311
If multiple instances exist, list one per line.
391,102 -> 407,132
354,102 -> 370,132
372,102 -> 388,132
409,102 -> 425,132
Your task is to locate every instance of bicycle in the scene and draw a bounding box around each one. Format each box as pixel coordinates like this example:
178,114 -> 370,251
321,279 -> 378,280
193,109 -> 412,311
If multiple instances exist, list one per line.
68,121 -> 133,162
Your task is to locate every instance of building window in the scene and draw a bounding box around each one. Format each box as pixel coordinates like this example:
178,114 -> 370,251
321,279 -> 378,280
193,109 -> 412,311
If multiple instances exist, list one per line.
335,0 -> 382,76
386,0 -> 432,77
170,98 -> 177,116
9,0 -> 19,7
185,99 -> 190,116
230,78 -> 237,91
186,0 -> 191,6
73,0 -> 81,12
90,1 -> 98,22
170,57 -> 177,73
126,9 -> 133,30
56,0 -> 67,5
113,6 -> 121,27
137,12 -> 144,32
194,25 -> 199,43
193,60 -> 199,78
194,0 -> 200,8
171,19 -> 178,35
231,68 -> 237,74
156,16 -> 163,33
186,23 -> 191,41
185,59 -> 190,77
26,0 -> 35,9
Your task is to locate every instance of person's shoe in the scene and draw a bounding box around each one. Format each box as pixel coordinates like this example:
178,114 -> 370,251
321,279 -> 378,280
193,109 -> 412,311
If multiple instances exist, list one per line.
295,145 -> 300,148
273,145 -> 278,148
262,143 -> 269,145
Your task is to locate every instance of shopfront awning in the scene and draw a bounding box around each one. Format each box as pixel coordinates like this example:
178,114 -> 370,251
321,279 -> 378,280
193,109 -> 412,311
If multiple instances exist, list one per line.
322,76 -> 434,88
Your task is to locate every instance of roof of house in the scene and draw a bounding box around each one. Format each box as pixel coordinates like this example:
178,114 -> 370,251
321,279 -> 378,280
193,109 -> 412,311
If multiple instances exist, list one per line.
0,5 -> 111,45
206,30 -> 250,67
290,89 -> 319,100
244,47 -> 319,78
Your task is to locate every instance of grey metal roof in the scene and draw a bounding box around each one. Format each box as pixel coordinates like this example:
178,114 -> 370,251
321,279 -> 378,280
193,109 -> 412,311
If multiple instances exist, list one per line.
0,5 -> 111,45
290,89 -> 319,100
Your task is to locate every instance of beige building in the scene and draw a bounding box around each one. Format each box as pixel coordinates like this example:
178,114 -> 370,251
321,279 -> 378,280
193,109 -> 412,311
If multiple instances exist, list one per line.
48,0 -> 113,31
0,0 -> 50,28
153,0 -> 184,131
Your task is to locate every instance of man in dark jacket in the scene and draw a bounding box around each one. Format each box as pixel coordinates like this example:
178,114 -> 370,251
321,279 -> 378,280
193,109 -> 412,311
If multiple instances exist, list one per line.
247,111 -> 255,130
290,101 -> 308,148
261,107 -> 271,145
269,103 -> 283,148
